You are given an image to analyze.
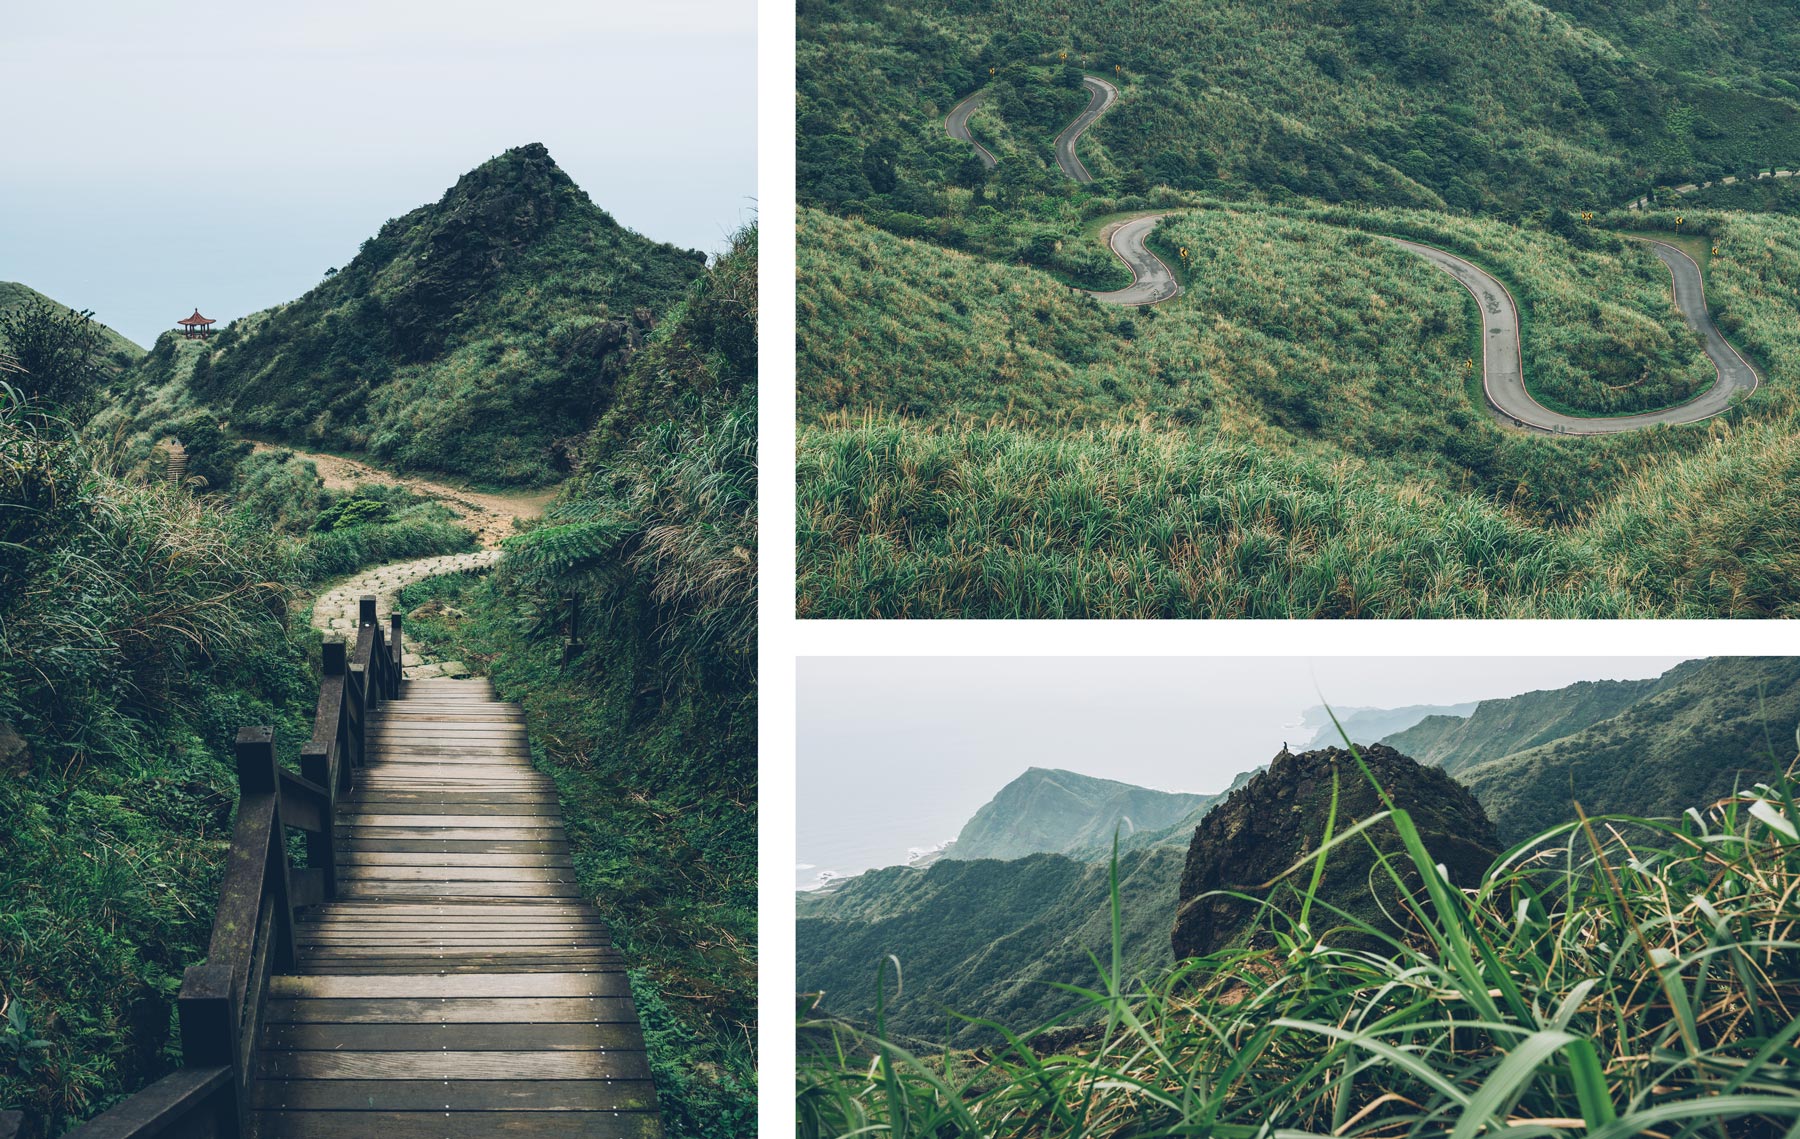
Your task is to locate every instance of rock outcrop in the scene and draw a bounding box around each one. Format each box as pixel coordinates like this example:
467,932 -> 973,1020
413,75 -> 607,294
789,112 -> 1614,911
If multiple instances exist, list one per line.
1171,744 -> 1498,960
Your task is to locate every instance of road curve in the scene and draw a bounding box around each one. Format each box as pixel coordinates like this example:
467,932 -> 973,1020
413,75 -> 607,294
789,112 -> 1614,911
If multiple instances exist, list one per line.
939,75 -> 1758,432
1088,214 -> 1180,305
1054,76 -> 1118,183
945,90 -> 996,168
1388,238 -> 1756,433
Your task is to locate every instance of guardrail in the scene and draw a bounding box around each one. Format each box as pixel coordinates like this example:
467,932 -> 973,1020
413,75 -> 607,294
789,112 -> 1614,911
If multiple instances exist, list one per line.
58,598 -> 401,1139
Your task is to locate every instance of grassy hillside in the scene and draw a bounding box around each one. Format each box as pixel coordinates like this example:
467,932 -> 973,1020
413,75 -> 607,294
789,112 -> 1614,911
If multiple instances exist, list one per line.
169,144 -> 705,487
797,0 -> 1800,618
798,201 -> 1800,617
801,751 -> 1800,1138
798,0 -> 1800,221
798,846 -> 1186,1047
0,281 -> 144,376
796,657 -> 1800,1061
0,395 -> 317,1136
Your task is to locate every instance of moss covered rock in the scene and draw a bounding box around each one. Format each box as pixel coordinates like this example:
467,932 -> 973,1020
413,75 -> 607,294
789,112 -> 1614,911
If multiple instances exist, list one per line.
1171,744 -> 1497,960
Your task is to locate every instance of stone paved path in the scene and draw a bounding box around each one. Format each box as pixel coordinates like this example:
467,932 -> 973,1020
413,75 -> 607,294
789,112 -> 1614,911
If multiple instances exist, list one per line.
310,550 -> 501,679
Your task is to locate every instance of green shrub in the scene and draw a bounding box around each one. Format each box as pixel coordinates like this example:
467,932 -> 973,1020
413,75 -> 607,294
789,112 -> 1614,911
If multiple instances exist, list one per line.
292,518 -> 475,583
311,495 -> 392,531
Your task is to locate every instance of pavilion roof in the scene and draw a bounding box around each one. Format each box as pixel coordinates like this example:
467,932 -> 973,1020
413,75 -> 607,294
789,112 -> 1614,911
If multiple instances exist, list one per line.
177,309 -> 213,326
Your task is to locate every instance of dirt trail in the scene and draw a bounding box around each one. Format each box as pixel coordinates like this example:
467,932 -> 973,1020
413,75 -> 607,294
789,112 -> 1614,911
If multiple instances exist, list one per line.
252,442 -> 556,547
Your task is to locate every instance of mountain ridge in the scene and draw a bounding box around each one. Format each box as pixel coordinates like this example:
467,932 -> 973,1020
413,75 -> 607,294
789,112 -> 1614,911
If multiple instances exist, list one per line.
144,143 -> 706,486
947,766 -> 1216,861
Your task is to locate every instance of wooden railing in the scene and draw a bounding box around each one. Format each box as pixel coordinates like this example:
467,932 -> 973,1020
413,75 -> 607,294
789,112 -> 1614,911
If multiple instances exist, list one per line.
59,599 -> 401,1139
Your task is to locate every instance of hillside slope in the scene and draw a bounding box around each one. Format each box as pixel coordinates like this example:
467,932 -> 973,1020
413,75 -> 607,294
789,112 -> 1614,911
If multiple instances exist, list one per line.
0,280 -> 144,373
797,846 -> 1186,1046
1379,676 -> 1661,773
1459,656 -> 1800,841
175,143 -> 705,486
797,657 -> 1800,1047
1299,701 -> 1479,748
798,0 -> 1800,218
946,767 -> 1214,861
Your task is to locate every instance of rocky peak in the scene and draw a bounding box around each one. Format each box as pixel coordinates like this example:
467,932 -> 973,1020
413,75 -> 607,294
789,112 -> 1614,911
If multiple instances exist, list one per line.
1171,743 -> 1497,960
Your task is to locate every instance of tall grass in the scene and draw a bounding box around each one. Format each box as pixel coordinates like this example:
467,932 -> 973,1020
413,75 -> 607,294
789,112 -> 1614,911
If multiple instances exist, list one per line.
1,386 -> 318,1134
796,200 -> 1800,617
799,740 -> 1800,1137
797,416 -> 1646,618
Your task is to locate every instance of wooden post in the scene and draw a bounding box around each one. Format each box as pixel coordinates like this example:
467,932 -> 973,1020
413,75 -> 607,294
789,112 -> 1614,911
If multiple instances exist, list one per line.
177,961 -> 244,1137
238,728 -> 297,972
236,725 -> 277,793
299,719 -> 338,900
358,595 -> 378,627
177,960 -> 238,1068
390,612 -> 404,697
317,640 -> 352,790
348,661 -> 368,770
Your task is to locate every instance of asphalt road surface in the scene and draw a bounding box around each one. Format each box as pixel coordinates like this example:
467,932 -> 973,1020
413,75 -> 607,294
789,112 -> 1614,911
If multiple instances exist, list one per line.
1087,214 -> 1180,305
1389,237 -> 1756,433
945,90 -> 996,168
1054,76 -> 1117,183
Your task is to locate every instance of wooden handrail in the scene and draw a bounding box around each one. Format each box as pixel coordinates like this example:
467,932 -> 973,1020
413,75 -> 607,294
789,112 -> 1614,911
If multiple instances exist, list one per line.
61,598 -> 401,1139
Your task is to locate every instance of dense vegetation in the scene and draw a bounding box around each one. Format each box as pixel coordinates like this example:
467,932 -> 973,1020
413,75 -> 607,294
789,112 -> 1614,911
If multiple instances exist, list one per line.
799,848 -> 1186,1047
797,0 -> 1800,617
0,290 -> 480,1139
799,0 -> 1800,221
391,226 -> 758,1138
800,742 -> 1800,1138
2,283 -> 143,363
0,382 -> 316,1135
162,144 -> 704,487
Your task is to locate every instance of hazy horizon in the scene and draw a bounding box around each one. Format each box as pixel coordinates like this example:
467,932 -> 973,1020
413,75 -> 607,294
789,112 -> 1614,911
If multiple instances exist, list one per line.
798,656 -> 1695,888
0,2 -> 755,346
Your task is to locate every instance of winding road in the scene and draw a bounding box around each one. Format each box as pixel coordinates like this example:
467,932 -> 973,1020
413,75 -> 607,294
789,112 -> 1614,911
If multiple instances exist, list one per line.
945,76 -> 1761,433
1089,213 -> 1181,305
944,90 -> 996,168
1054,76 -> 1117,183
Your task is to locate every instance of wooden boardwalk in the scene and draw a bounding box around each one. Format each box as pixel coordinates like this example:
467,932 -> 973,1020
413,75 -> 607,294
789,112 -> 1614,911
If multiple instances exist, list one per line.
253,678 -> 662,1138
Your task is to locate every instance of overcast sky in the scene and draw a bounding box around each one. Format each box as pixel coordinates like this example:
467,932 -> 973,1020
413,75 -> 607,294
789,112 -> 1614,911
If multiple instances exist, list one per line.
798,656 -> 1695,880
0,1 -> 756,346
